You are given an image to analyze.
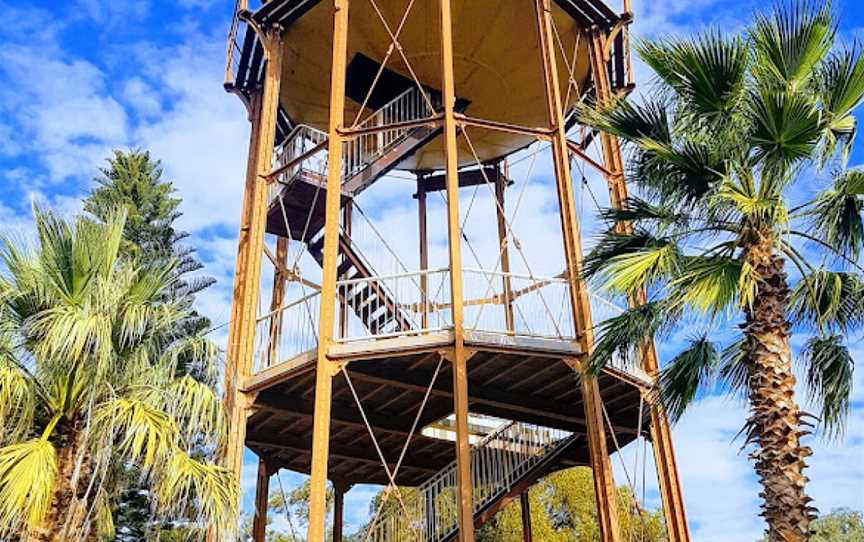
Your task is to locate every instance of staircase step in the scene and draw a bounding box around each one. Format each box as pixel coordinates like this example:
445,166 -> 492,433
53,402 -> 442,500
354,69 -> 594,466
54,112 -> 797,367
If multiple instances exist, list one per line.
337,259 -> 355,278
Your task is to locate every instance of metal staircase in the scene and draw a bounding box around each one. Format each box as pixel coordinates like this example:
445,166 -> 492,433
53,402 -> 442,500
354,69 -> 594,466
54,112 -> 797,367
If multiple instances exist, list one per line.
362,421 -> 579,542
265,86 -> 440,338
307,230 -> 414,336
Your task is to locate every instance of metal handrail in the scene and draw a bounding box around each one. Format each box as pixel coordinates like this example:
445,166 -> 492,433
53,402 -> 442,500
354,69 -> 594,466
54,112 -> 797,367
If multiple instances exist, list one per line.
364,421 -> 576,542
224,0 -> 245,86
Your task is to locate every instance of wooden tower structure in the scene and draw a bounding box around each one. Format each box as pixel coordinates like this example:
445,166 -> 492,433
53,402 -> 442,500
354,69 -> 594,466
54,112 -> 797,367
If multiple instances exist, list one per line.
219,1 -> 691,541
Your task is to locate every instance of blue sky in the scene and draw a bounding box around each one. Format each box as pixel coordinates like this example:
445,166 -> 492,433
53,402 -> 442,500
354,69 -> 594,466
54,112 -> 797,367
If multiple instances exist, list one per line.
0,1 -> 862,541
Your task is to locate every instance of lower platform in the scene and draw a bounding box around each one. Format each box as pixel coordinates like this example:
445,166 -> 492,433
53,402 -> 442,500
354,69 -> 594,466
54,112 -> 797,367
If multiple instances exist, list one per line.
242,332 -> 650,487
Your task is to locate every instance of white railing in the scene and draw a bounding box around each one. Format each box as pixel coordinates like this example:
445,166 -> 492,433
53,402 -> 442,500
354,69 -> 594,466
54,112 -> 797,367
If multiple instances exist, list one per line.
335,268 -> 452,343
224,0 -> 245,86
344,87 -> 435,180
268,87 -> 434,205
462,268 -> 576,341
269,124 -> 329,206
363,421 -> 575,542
253,290 -> 321,372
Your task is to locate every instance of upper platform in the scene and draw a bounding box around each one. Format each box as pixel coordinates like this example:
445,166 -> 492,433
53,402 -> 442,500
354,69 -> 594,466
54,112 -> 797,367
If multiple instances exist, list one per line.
226,0 -> 632,165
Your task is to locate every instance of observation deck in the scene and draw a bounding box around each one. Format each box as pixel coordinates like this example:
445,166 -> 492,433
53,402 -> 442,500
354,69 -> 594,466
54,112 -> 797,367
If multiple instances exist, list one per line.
218,1 -> 689,541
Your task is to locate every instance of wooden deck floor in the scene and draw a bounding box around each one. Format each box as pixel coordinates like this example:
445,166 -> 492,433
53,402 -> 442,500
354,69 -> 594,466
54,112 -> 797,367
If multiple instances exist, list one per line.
243,334 -> 648,486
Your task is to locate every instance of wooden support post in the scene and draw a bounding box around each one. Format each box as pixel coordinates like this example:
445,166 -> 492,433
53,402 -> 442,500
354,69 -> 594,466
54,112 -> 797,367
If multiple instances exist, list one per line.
494,161 -> 515,333
268,237 -> 289,366
214,26 -> 282,542
252,459 -> 270,542
339,201 -> 353,338
333,483 -> 348,542
520,492 -> 533,542
533,2 -> 621,542
417,174 -> 429,329
308,1 -> 350,540
439,0 -> 474,540
587,26 -> 690,542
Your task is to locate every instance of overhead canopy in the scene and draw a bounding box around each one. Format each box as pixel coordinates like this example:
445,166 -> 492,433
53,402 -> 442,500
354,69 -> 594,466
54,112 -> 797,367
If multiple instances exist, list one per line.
276,0 -> 592,169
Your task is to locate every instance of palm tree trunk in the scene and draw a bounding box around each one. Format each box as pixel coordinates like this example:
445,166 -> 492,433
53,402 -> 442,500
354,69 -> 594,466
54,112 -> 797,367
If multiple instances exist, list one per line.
27,422 -> 89,542
743,232 -> 814,542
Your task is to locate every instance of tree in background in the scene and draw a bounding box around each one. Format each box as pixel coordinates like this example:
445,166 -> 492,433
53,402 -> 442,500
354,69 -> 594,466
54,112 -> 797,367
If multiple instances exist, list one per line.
83,150 -> 220,540
476,468 -> 665,542
579,2 -> 864,539
84,150 -> 215,344
811,509 -> 864,541
354,467 -> 665,542
0,208 -> 236,541
759,510 -> 864,541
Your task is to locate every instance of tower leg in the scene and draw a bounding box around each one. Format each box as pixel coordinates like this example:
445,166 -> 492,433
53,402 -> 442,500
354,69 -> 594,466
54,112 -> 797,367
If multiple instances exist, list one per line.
307,1 -> 350,541
268,237 -> 289,366
533,2 -> 621,541
417,175 -> 429,329
494,163 -> 515,333
333,483 -> 348,542
587,26 -> 691,542
438,0 -> 474,540
520,492 -> 533,542
213,26 -> 283,542
252,459 -> 270,542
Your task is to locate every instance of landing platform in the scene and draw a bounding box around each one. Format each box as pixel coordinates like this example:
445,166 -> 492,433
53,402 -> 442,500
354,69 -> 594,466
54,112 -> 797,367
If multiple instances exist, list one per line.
242,332 -> 650,486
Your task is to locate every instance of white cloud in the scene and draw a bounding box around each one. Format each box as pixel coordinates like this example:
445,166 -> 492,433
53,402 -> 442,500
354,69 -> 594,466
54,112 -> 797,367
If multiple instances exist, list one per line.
0,46 -> 128,183
122,77 -> 164,118
72,0 -> 152,27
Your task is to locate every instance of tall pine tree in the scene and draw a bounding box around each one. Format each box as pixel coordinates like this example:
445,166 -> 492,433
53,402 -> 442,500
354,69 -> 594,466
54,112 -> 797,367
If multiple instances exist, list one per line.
84,150 -> 219,541
85,150 -> 215,356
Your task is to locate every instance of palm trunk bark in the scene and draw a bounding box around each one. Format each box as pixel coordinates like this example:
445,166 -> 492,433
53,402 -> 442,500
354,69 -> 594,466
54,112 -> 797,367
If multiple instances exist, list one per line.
742,231 -> 814,542
27,421 -> 89,542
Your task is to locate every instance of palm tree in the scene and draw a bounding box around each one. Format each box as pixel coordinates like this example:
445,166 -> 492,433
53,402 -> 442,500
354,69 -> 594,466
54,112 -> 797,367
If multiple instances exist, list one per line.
578,3 -> 864,541
0,207 -> 237,541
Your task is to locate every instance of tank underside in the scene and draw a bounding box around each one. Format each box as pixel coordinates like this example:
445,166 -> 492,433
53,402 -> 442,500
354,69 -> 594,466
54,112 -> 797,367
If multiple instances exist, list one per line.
230,0 -> 632,169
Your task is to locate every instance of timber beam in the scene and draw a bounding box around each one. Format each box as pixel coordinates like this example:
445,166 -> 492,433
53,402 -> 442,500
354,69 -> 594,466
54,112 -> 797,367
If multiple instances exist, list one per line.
247,433 -> 439,475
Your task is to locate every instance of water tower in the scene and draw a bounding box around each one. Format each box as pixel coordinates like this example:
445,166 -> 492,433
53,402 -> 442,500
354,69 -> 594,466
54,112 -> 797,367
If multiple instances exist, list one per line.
219,1 -> 690,541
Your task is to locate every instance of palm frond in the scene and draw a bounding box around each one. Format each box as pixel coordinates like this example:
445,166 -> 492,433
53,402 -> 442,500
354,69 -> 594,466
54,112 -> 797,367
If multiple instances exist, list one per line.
806,169 -> 864,259
598,197 -> 691,229
0,354 -> 35,444
588,301 -> 674,374
751,0 -> 835,89
95,397 -> 178,470
584,230 -> 680,295
669,255 -> 757,315
637,30 -> 748,120
789,269 -> 864,332
0,439 -> 57,538
655,336 -> 719,422
749,88 -> 824,170
713,168 -> 788,227
818,46 -> 864,163
577,96 -> 671,144
718,336 -> 751,397
154,450 -> 239,539
630,139 -> 727,208
801,334 -> 854,439
169,375 -> 225,448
